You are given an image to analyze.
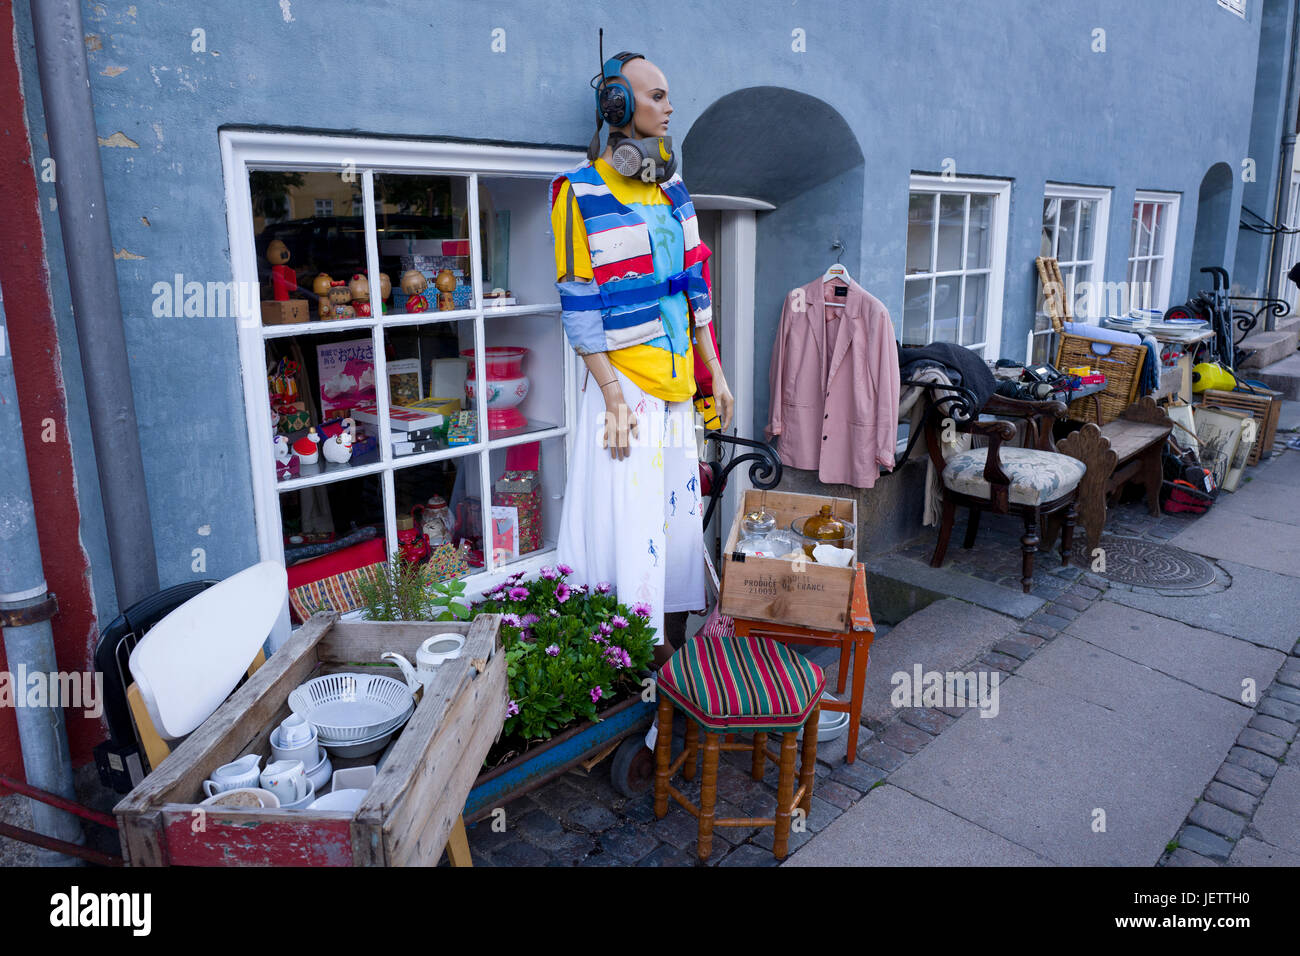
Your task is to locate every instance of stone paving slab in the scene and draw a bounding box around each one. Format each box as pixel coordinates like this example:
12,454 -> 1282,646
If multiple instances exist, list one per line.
783,784 -> 1052,867
1014,634 -> 1249,756
1063,601 -> 1286,701
820,598 -> 1019,727
1248,764 -> 1300,853
1102,560 -> 1300,653
1168,509 -> 1300,578
1243,447 -> 1300,487
1227,835 -> 1300,866
887,672 -> 1234,866
1218,476 -> 1300,526
868,554 -> 1046,620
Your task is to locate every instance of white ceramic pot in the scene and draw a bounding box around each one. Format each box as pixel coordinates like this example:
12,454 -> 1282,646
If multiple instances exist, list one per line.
203,753 -> 262,796
199,787 -> 280,809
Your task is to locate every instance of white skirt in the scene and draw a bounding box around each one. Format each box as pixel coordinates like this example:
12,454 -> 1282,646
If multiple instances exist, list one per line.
557,366 -> 706,645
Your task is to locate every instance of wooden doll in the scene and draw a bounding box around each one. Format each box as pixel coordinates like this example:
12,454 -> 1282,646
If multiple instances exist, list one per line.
401,269 -> 430,313
349,273 -> 371,317
328,281 -> 355,320
312,273 -> 334,320
435,268 -> 457,312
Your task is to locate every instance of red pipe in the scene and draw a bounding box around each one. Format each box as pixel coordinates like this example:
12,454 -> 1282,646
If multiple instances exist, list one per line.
0,820 -> 121,867
0,773 -> 118,829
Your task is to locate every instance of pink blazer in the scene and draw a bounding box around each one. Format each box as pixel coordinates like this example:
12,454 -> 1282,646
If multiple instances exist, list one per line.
765,278 -> 901,489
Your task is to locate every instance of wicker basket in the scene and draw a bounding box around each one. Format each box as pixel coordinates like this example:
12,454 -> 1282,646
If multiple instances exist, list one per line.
1036,256 -> 1145,425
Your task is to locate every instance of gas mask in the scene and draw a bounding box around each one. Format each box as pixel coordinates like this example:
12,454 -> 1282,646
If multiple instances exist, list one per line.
607,132 -> 678,183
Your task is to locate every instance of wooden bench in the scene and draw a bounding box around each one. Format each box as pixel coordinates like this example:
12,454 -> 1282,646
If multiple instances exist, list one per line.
1056,397 -> 1172,552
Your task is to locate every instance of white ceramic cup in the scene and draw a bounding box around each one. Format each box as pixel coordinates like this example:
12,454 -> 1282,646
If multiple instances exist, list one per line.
260,759 -> 308,803
279,714 -> 313,747
271,728 -> 319,767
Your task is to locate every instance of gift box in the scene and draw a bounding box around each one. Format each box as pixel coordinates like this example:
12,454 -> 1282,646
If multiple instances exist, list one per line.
275,456 -> 300,481
274,400 -> 311,436
493,477 -> 541,555
447,410 -> 477,446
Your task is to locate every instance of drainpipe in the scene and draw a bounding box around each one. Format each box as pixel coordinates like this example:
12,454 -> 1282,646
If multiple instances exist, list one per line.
0,288 -> 83,865
1265,0 -> 1300,327
28,0 -> 159,609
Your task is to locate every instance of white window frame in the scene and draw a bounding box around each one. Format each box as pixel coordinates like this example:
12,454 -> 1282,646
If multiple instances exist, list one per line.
1128,190 -> 1181,313
903,173 -> 1011,357
1217,0 -> 1246,18
220,130 -> 585,595
1029,182 -> 1111,361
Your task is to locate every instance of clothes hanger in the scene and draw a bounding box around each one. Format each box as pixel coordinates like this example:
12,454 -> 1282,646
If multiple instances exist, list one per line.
823,240 -> 850,310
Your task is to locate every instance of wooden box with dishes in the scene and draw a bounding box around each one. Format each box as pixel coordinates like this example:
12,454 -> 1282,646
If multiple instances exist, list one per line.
718,489 -> 858,632
114,613 -> 505,867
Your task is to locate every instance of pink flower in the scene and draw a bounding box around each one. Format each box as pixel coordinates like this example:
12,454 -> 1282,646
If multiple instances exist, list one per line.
595,582 -> 612,594
590,632 -> 608,645
548,608 -> 559,617
508,586 -> 529,600
545,644 -> 559,657
507,572 -> 525,584
521,613 -> 540,626
598,622 -> 612,636
611,615 -> 629,629
558,563 -> 574,576
590,686 -> 603,704
555,583 -> 571,603
539,566 -> 559,580
631,602 -> 652,619
603,646 -> 631,669
506,699 -> 519,717
501,612 -> 522,628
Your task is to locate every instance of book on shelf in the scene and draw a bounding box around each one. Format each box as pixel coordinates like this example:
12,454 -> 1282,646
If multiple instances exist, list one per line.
352,401 -> 445,431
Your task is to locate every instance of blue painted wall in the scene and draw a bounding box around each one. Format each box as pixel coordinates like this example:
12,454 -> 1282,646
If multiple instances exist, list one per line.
13,0 -> 1280,617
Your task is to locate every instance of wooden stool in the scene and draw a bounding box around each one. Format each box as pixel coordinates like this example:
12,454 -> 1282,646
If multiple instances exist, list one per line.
653,632 -> 826,861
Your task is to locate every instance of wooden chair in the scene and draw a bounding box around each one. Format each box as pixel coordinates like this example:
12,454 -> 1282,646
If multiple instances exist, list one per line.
654,631 -> 824,861
926,393 -> 1085,593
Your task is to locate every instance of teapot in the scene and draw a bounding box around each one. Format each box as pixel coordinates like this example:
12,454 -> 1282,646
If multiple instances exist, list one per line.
396,514 -> 430,564
381,634 -> 466,693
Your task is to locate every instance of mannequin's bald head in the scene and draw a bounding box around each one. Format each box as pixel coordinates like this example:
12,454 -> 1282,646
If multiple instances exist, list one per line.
610,56 -> 672,142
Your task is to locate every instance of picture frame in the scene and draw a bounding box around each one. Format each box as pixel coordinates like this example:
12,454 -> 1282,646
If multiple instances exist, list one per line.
1193,405 -> 1247,490
1221,415 -> 1257,493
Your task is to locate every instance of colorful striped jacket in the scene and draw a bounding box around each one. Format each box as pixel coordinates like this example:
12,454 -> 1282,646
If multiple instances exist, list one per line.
550,161 -> 713,354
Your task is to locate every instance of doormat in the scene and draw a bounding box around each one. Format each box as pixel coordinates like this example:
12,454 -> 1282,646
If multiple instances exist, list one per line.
1071,536 -> 1217,590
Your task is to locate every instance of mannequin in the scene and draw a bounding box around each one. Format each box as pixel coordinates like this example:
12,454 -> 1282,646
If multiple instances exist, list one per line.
551,53 -> 734,684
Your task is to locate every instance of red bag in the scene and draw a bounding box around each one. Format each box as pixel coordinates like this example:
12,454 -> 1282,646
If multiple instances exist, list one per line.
1161,479 -> 1213,515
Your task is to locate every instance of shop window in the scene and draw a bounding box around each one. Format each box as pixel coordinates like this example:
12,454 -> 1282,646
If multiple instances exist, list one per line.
903,174 -> 1010,358
1127,191 -> 1180,314
1028,183 -> 1111,364
228,132 -> 584,597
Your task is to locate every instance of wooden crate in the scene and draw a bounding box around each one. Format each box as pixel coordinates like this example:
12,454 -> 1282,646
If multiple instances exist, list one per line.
1200,388 -> 1282,465
114,612 -> 505,867
261,300 -> 310,325
719,489 -> 858,632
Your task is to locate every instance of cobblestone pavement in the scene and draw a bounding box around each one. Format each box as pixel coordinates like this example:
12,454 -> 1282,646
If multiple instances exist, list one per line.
465,436 -> 1300,866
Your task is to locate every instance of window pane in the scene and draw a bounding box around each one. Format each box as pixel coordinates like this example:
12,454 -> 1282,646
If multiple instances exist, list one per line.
932,275 -> 961,343
252,168 -> 368,327
383,319 -> 477,459
395,452 -> 482,575
967,194 -> 993,270
1040,197 -> 1057,258
962,273 -> 987,346
907,193 -> 935,274
374,173 -> 472,317
936,194 -> 965,272
1147,258 -> 1164,310
1129,203 -> 1141,260
1077,199 -> 1096,264
280,471 -> 385,555
902,278 -> 931,345
1057,200 -> 1077,264
1150,203 -> 1165,260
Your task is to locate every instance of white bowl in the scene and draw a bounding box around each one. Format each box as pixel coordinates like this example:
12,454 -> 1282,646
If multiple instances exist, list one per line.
199,787 -> 280,809
276,780 -> 317,811
271,727 -> 320,766
322,731 -> 393,759
307,789 -> 367,813
305,747 -> 333,795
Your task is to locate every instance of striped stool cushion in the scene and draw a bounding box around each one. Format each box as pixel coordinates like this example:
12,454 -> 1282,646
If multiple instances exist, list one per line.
657,633 -> 825,734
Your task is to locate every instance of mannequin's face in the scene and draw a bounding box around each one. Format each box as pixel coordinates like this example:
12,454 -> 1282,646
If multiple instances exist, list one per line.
619,58 -> 672,138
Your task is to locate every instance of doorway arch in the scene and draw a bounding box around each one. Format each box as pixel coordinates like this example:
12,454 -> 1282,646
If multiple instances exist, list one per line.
1188,162 -> 1236,299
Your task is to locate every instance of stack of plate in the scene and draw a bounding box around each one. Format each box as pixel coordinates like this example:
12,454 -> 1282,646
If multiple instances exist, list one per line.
289,673 -> 415,757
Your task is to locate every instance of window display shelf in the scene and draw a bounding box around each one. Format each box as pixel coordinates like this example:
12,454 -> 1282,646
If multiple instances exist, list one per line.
263,315 -> 379,339
486,419 -> 565,448
391,440 -> 486,471
378,307 -> 477,329
276,451 -> 386,492
482,303 -> 561,319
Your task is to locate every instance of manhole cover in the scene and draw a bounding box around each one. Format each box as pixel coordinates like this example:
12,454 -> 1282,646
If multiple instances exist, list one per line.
1072,536 -> 1217,589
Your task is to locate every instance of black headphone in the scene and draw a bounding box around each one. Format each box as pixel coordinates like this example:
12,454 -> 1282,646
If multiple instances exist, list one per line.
587,30 -> 644,160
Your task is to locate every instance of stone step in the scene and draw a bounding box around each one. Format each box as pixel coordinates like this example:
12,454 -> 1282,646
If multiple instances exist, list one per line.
1278,313 -> 1300,334
1239,329 -> 1299,369
867,552 -> 1046,624
1251,353 -> 1300,400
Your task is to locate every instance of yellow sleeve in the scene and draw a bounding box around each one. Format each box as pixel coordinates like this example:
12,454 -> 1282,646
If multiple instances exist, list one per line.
551,180 -> 593,283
